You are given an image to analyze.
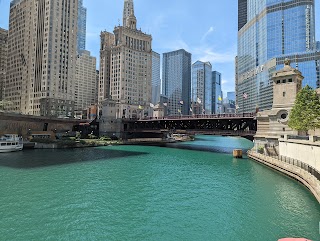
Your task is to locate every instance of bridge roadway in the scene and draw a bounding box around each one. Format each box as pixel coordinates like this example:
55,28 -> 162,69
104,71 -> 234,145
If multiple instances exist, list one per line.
123,113 -> 257,140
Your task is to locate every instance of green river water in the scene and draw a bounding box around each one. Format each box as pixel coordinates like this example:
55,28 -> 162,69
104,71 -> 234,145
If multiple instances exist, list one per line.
0,135 -> 319,241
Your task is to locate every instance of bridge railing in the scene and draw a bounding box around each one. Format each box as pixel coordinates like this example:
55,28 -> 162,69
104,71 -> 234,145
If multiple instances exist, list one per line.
183,130 -> 256,135
134,113 -> 256,121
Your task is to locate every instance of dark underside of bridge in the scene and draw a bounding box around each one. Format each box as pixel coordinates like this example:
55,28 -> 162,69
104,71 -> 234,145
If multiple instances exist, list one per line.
122,117 -> 257,141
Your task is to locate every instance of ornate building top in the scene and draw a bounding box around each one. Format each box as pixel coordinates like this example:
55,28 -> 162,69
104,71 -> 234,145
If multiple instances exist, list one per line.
273,58 -> 302,76
123,0 -> 135,28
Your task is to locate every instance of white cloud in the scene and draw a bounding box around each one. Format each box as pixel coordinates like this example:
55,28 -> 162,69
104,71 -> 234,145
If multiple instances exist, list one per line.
222,79 -> 229,85
161,39 -> 190,52
201,26 -> 214,41
195,47 -> 236,64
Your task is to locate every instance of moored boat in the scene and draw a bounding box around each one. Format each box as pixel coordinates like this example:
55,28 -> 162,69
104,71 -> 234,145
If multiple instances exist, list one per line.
0,134 -> 23,153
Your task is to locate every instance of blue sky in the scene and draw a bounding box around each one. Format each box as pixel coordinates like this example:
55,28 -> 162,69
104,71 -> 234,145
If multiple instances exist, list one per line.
0,0 -> 320,94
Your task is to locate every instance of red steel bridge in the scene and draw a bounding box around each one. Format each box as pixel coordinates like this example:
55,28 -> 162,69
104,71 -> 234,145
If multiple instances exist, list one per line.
122,113 -> 257,141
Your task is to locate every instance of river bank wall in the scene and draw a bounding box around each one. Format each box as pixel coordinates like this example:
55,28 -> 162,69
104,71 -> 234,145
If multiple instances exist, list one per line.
248,151 -> 320,203
279,135 -> 320,171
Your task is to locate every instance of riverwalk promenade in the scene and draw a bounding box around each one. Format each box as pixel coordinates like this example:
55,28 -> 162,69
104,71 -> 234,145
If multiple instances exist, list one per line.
248,135 -> 320,203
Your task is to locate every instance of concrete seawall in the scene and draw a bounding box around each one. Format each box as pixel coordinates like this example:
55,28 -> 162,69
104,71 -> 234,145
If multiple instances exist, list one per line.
248,151 -> 320,203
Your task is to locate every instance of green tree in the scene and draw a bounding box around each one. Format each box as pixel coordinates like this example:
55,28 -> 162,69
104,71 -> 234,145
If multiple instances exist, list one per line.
288,85 -> 320,133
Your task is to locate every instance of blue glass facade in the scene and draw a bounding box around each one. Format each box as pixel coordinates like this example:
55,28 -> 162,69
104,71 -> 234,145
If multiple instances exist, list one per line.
77,0 -> 87,52
212,71 -> 223,114
162,49 -> 191,116
191,61 -> 213,114
237,0 -> 319,112
151,51 -> 161,105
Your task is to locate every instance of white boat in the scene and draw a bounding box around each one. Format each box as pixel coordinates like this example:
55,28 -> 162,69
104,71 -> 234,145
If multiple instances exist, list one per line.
0,134 -> 24,153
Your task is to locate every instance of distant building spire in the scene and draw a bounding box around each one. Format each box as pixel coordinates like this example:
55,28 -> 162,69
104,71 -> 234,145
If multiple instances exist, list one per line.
123,0 -> 135,27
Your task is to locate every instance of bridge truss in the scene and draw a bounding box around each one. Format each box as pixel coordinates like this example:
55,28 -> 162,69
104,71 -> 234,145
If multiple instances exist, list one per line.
123,114 -> 257,139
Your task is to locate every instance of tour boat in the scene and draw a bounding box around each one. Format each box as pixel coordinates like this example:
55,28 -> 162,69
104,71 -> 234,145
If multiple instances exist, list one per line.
0,134 -> 24,153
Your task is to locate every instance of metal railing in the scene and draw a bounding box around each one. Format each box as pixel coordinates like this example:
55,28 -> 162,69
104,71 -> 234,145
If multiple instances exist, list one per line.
277,155 -> 320,180
287,135 -> 309,141
249,150 -> 320,181
136,113 -> 256,121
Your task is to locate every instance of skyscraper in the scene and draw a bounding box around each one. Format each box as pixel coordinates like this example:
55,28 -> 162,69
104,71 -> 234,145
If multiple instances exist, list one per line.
152,51 -> 161,105
237,0 -> 320,113
0,28 -> 7,101
212,71 -> 223,114
162,49 -> 191,116
99,0 -> 152,119
75,50 -> 97,111
99,31 -> 115,104
77,0 -> 87,52
191,61 -> 213,114
224,91 -> 236,113
5,0 -> 78,117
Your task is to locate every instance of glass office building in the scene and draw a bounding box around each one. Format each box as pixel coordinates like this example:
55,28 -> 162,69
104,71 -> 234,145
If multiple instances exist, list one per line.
237,0 -> 320,112
191,61 -> 213,114
77,0 -> 87,52
151,51 -> 161,105
212,71 -> 223,114
162,49 -> 191,116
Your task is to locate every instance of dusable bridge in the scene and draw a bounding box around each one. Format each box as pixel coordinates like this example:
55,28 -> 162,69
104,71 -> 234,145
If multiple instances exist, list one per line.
122,113 -> 257,141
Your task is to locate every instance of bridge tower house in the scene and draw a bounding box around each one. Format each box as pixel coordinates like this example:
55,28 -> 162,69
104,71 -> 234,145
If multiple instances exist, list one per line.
254,58 -> 304,155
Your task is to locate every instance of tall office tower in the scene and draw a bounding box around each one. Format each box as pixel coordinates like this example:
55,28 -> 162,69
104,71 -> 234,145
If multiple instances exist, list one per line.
237,0 -> 320,113
99,0 -> 152,119
317,41 -> 320,51
235,56 -> 239,110
0,28 -> 8,101
6,0 -> 78,117
99,31 -> 115,105
227,92 -> 236,103
191,61 -> 213,114
152,51 -> 161,105
77,0 -> 87,52
162,49 -> 191,116
212,71 -> 223,114
75,50 -> 97,111
238,0 -> 247,31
